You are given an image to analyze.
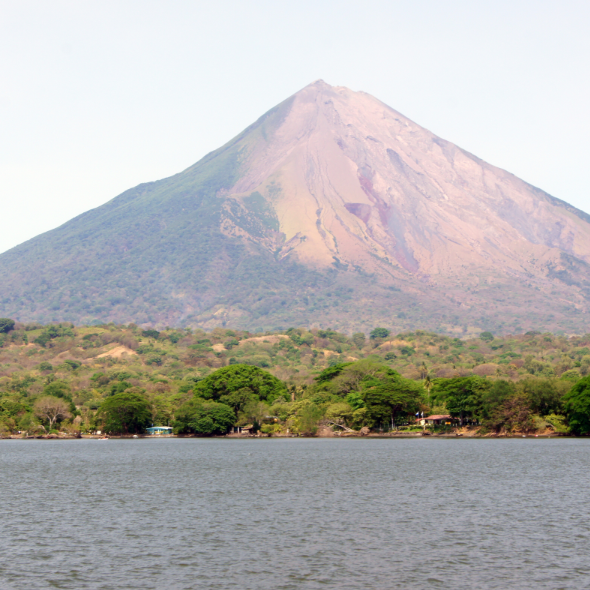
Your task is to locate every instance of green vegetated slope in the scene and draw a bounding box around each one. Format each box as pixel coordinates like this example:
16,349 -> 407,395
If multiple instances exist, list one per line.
0,95 -> 312,329
1,321 -> 590,437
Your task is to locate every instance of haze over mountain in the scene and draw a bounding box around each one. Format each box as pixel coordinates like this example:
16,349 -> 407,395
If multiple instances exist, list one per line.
2,80 -> 590,334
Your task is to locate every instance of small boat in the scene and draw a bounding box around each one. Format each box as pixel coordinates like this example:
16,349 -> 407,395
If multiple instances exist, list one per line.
98,436 -> 109,440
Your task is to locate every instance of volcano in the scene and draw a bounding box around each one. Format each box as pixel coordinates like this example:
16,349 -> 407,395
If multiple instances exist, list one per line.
2,80 -> 590,334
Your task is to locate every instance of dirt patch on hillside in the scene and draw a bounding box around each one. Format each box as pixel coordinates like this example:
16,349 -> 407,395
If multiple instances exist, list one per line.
379,339 -> 412,349
95,346 -> 138,359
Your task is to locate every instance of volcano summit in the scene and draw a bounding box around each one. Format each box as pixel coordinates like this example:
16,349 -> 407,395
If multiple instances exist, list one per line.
2,80 -> 590,333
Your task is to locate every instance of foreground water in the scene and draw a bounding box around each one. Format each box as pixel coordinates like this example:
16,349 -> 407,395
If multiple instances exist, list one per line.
1,438 -> 590,589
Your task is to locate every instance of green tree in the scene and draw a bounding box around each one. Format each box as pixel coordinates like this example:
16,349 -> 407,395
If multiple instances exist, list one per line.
480,379 -> 515,418
299,332 -> 314,346
480,331 -> 494,342
142,329 -> 160,339
544,414 -> 569,434
219,387 -> 256,414
108,381 -> 132,396
97,391 -> 152,434
345,391 -> 365,410
167,332 -> 182,344
0,318 -> 15,333
33,396 -> 71,429
17,412 -> 38,433
296,403 -> 323,435
560,369 -> 582,383
325,402 -> 354,426
314,363 -> 353,384
431,376 -> 488,424
486,394 -> 534,433
564,376 -> 590,435
194,365 -> 287,408
519,378 -> 569,416
43,380 -> 71,399
423,371 -> 433,405
149,396 -> 174,426
287,328 -> 303,346
0,397 -> 29,419
238,398 -> 268,428
319,359 -> 389,397
362,373 -> 423,428
174,399 -> 235,435
370,327 -> 390,340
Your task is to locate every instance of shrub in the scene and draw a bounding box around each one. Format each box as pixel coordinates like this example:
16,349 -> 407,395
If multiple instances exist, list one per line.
260,423 -> 282,435
34,324 -> 75,347
63,359 -> 81,370
544,414 -> 570,434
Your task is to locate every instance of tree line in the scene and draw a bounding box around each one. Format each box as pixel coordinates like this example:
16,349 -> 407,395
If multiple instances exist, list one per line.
5,360 -> 590,437
1,319 -> 590,436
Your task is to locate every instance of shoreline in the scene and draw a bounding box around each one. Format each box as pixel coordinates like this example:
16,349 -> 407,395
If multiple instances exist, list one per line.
0,432 -> 568,440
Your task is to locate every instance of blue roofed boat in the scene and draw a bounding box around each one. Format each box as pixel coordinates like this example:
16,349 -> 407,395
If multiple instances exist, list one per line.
146,426 -> 174,436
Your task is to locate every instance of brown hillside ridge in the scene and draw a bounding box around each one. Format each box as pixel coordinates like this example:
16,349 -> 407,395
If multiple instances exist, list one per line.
224,80 -> 590,290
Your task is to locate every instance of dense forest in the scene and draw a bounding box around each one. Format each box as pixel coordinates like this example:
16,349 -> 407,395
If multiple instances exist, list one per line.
1,318 -> 590,437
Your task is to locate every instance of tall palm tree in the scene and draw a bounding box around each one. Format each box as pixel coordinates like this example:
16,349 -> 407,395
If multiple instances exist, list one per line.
422,363 -> 433,407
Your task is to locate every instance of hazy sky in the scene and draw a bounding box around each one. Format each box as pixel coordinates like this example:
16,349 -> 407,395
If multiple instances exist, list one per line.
1,0 -> 589,254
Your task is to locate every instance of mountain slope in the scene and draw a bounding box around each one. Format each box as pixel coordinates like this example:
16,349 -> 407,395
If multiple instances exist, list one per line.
1,80 -> 590,334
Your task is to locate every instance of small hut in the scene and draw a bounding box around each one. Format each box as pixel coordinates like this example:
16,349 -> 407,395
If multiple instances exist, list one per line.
423,415 -> 459,426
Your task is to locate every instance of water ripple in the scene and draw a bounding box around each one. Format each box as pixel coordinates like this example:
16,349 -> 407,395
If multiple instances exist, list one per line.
2,438 -> 590,589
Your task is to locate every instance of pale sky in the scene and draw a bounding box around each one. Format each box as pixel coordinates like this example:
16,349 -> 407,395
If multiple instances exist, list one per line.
1,0 -> 589,254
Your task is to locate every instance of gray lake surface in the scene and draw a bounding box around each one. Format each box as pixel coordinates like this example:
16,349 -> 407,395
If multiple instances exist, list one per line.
1,438 -> 590,589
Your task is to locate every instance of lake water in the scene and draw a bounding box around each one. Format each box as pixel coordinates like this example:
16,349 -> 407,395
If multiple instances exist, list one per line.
1,438 -> 590,589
